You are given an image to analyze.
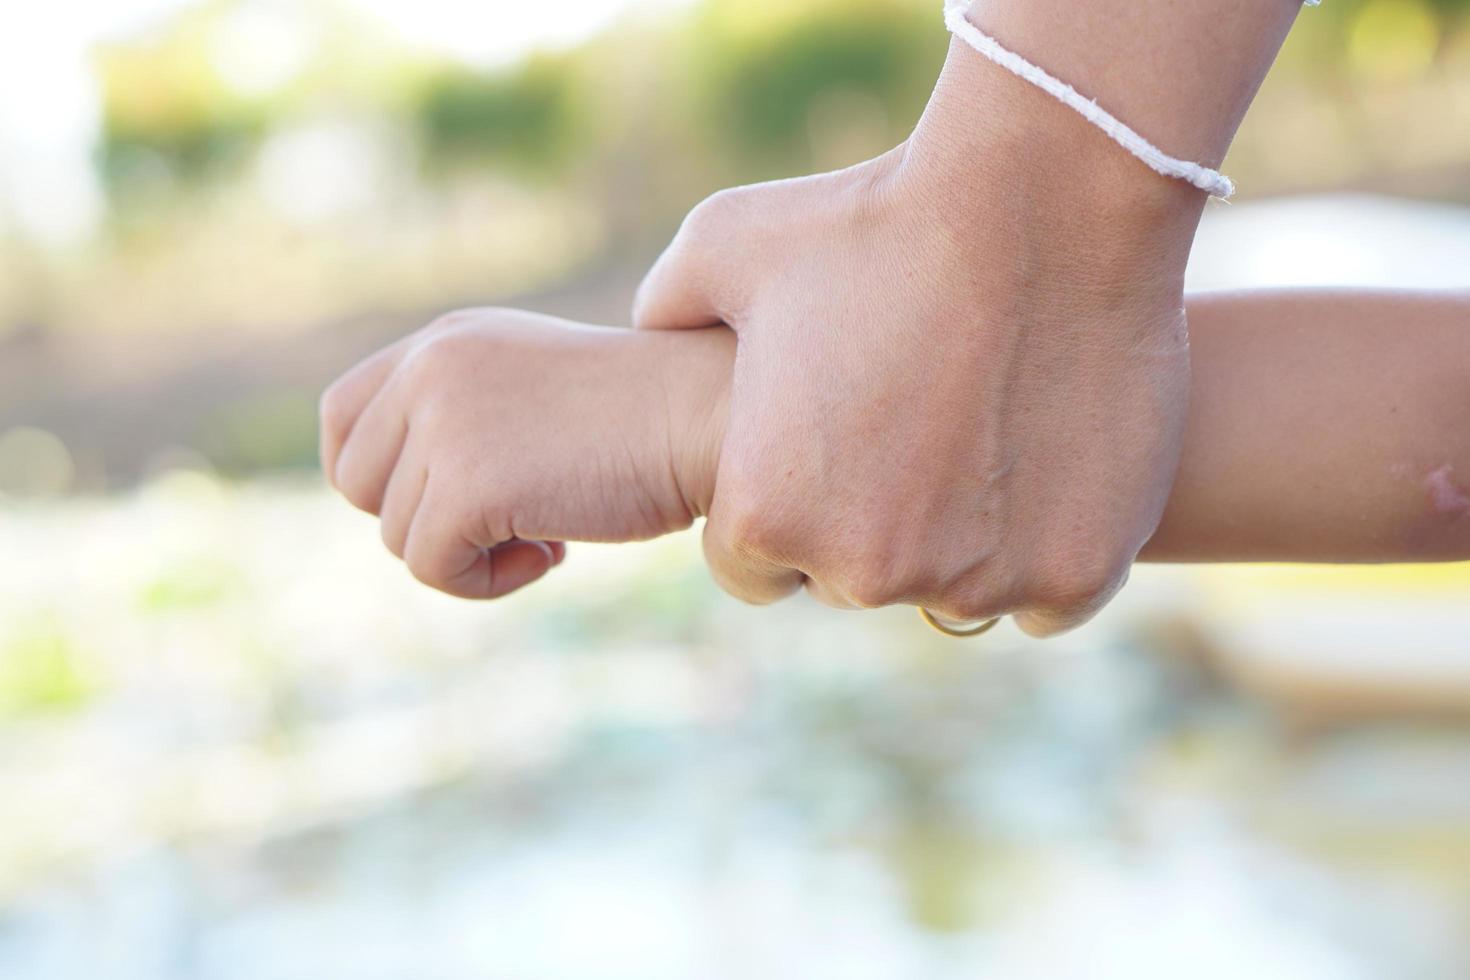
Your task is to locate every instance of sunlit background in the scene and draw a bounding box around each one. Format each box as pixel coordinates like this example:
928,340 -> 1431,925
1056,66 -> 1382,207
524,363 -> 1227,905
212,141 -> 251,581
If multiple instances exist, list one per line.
2,1 -> 1469,977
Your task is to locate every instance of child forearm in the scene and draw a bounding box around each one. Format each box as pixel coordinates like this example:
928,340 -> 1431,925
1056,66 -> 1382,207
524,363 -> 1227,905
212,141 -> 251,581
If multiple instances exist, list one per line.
1143,289 -> 1470,563
319,289 -> 1468,604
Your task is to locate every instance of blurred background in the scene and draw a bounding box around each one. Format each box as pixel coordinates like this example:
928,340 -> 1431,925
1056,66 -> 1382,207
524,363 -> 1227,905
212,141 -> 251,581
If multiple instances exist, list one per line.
2,0 -> 1470,976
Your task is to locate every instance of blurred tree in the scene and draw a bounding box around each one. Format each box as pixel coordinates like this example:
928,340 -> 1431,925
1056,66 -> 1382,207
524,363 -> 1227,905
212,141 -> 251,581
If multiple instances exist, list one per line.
96,5 -> 266,201
23,0 -> 1465,367
415,57 -> 585,179
691,0 -> 944,173
196,390 -> 322,476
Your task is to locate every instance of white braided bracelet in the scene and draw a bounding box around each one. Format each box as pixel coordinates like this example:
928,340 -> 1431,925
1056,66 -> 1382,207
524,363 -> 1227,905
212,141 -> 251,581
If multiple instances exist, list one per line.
942,0 -> 1236,199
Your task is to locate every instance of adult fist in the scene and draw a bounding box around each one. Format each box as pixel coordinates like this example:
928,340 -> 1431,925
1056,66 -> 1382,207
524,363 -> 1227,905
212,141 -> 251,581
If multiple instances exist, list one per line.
634,38 -> 1208,636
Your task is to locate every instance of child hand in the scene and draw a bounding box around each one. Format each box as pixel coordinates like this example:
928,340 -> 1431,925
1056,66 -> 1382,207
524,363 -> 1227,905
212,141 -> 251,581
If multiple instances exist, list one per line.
319,308 -> 733,598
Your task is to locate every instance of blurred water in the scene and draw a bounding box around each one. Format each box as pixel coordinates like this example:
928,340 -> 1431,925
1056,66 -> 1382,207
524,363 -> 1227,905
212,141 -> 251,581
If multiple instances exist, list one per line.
2,472 -> 1470,978
1188,193 -> 1470,292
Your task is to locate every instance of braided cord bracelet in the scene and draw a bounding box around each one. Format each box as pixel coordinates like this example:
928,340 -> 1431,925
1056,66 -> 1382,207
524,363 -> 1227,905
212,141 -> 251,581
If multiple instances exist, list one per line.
942,0 -> 1239,199
921,1 -> 1321,637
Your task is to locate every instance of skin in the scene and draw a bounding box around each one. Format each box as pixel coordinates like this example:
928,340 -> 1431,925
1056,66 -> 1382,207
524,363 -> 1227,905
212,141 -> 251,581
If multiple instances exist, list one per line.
319,310 -> 732,599
967,0 -> 1303,166
1147,290 -> 1470,562
318,290 -> 1470,603
629,0 -> 1305,635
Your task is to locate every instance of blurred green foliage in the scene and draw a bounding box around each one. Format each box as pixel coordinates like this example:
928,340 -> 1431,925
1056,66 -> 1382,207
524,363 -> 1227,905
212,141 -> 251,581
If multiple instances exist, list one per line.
92,0 -> 1470,209
195,390 -> 321,476
138,555 -> 241,612
417,57 -> 585,178
0,618 -> 94,719
48,0 -> 1467,487
94,4 -> 267,202
101,114 -> 262,195
690,1 -> 944,167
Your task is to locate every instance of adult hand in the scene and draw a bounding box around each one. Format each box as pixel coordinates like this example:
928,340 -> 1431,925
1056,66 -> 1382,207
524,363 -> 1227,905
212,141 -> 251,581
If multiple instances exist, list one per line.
634,35 -> 1211,635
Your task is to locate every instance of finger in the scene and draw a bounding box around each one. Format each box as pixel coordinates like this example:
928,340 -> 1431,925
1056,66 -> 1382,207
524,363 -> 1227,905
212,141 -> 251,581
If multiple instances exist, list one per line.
401,484 -> 555,600
1011,569 -> 1129,639
484,539 -> 559,597
701,516 -> 804,606
332,385 -> 408,515
402,484 -> 493,597
1011,606 -> 1097,639
803,577 -> 857,610
632,195 -> 747,331
632,242 -> 725,331
406,528 -> 555,601
319,338 -> 415,481
379,447 -> 428,559
916,575 -> 1025,631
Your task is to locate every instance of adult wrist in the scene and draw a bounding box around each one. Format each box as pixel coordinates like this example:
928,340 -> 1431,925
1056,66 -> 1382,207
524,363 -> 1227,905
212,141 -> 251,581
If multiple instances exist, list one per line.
900,36 -> 1207,277
965,0 -> 1300,170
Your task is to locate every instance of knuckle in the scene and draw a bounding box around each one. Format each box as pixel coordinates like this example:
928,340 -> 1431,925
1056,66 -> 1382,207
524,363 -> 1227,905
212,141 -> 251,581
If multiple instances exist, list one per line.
402,537 -> 446,591
841,563 -> 908,609
678,186 -> 772,255
1027,543 -> 1126,614
317,381 -> 354,448
405,557 -> 443,592
638,188 -> 764,325
718,498 -> 783,561
380,519 -> 405,559
338,477 -> 382,516
683,187 -> 744,240
410,330 -> 464,369
401,332 -> 477,394
713,475 -> 797,563
943,588 -> 1004,624
802,577 -> 856,611
423,307 -> 479,337
930,568 -> 1006,622
954,554 -> 1022,606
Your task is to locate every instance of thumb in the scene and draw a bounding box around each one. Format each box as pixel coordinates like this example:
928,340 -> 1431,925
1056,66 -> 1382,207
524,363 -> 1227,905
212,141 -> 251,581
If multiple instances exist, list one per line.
633,189 -> 750,331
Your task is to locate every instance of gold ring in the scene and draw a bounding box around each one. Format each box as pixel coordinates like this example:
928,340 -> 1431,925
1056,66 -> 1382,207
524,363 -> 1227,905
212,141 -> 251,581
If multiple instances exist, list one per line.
919,607 -> 1001,638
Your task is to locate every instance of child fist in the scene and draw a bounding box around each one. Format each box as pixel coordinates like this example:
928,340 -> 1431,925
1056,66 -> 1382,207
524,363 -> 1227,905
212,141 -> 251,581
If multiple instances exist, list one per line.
319,308 -> 732,598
